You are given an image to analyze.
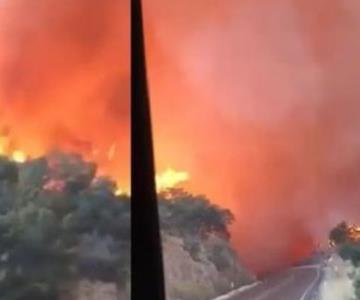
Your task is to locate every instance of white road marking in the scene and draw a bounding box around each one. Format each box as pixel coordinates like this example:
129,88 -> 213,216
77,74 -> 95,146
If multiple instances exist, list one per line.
252,276 -> 295,300
212,282 -> 261,300
299,266 -> 321,300
213,264 -> 322,300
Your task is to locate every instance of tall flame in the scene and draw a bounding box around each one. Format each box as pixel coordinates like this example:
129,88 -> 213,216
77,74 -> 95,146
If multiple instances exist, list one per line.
11,150 -> 27,163
155,168 -> 189,192
0,134 -> 27,163
0,128 -> 188,197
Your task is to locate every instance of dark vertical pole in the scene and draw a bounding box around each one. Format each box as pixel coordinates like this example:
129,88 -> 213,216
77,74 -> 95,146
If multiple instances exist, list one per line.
131,0 -> 166,299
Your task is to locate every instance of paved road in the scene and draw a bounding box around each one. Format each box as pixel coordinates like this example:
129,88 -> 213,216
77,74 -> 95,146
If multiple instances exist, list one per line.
228,265 -> 322,300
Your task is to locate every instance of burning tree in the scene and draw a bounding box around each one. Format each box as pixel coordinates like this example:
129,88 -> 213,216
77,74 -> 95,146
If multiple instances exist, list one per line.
328,221 -> 360,271
329,221 -> 360,247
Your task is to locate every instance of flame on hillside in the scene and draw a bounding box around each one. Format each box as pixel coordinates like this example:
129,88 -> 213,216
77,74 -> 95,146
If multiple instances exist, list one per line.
0,130 -> 130,195
348,224 -> 360,241
155,168 -> 189,192
0,133 -> 27,163
0,129 -> 188,197
329,223 -> 360,247
0,0 -> 130,196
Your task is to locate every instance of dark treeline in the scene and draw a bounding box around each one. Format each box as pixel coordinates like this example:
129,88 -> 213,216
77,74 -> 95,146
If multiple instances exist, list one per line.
0,152 -> 130,300
0,152 -> 239,299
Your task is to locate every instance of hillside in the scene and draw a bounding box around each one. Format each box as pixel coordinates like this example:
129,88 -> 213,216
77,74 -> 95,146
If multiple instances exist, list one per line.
158,189 -> 255,300
0,153 -> 252,300
0,152 -> 130,300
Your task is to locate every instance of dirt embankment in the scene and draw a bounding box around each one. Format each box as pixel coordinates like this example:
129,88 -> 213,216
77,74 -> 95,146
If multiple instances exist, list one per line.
162,233 -> 255,300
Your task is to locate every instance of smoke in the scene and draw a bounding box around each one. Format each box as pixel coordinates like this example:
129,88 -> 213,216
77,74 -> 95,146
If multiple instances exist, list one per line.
319,254 -> 355,300
144,0 -> 360,272
0,0 -> 129,188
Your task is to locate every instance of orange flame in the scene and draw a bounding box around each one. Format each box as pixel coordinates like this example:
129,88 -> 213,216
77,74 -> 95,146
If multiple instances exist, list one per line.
11,150 -> 27,163
0,0 -> 130,194
0,133 -> 27,163
347,224 -> 360,242
155,168 -> 189,192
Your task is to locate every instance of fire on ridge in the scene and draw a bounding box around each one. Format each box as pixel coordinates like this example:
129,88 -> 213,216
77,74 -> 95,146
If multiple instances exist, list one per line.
0,129 -> 190,195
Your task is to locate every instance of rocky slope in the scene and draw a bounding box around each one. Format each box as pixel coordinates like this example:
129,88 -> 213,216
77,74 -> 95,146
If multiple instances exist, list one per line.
162,233 -> 255,300
61,232 -> 251,300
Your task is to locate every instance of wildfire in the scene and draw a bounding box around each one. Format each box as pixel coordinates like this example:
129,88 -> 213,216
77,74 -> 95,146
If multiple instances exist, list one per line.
0,131 -> 131,195
329,222 -> 360,247
0,135 -> 28,163
11,150 -> 27,163
347,224 -> 360,241
155,168 -> 189,192
0,130 -> 192,196
0,132 -> 189,197
115,187 -> 129,196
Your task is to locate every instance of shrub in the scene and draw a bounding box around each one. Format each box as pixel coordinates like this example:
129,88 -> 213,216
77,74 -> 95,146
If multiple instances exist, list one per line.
0,152 -> 130,299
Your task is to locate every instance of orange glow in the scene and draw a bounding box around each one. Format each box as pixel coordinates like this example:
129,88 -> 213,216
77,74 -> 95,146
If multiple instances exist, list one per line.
143,0 -> 360,273
5,0 -> 360,276
346,224 -> 360,242
115,188 -> 125,196
155,168 -> 189,192
0,0 -> 129,190
0,133 -> 27,163
11,150 -> 27,163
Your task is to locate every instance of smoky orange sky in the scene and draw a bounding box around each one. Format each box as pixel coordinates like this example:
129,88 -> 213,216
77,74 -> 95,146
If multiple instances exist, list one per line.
0,0 -> 129,188
3,0 -> 360,275
143,0 -> 360,272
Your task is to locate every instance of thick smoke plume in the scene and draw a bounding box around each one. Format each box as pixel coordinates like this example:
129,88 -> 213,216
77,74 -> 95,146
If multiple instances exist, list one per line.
143,0 -> 360,272
0,0 -> 129,188
319,254 -> 355,300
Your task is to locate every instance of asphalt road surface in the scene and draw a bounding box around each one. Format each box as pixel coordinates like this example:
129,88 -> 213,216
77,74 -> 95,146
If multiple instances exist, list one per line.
228,265 -> 322,300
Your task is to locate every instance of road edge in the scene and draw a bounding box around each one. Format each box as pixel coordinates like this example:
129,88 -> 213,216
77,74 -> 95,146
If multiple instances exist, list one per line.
211,281 -> 261,300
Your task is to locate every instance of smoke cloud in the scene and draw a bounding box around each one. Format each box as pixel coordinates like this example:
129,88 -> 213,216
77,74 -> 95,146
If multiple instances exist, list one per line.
0,0 -> 129,188
144,0 -> 360,272
319,254 -> 355,300
10,0 -> 360,275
